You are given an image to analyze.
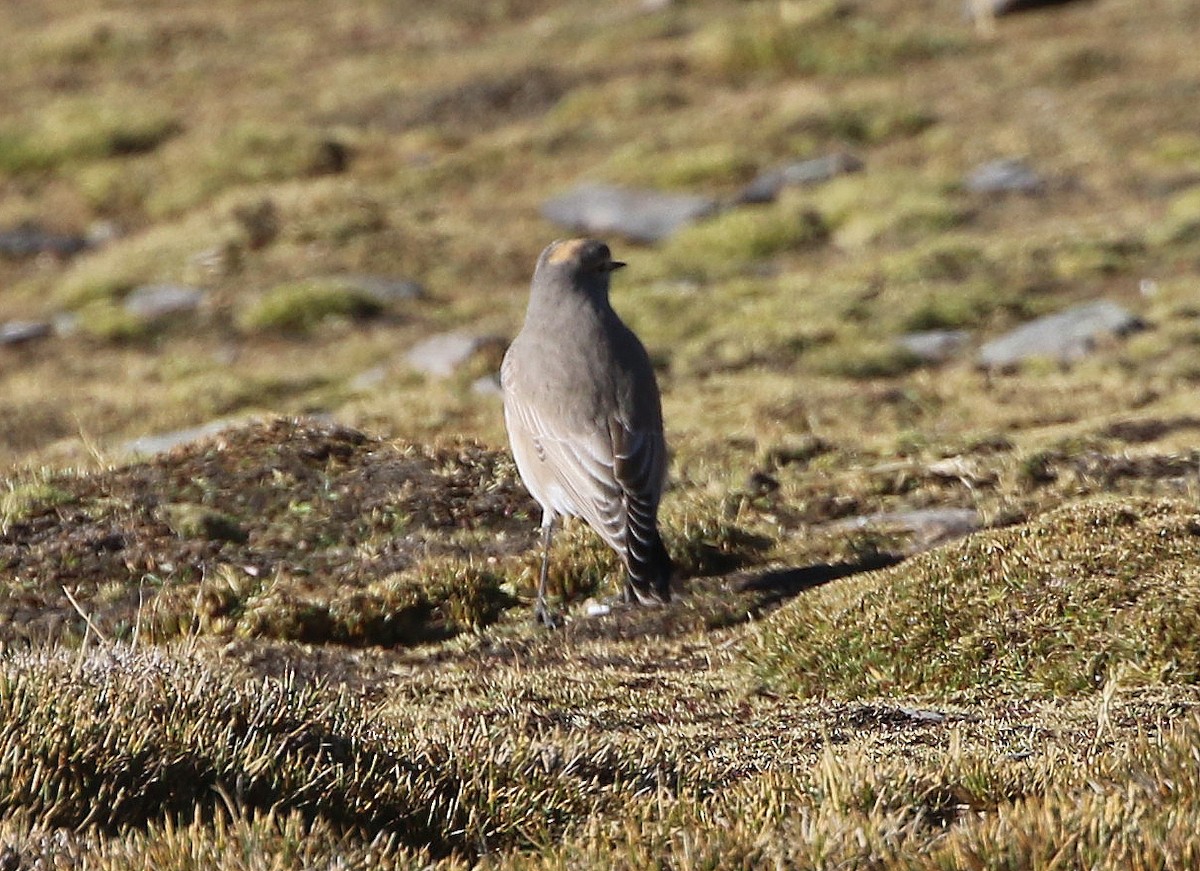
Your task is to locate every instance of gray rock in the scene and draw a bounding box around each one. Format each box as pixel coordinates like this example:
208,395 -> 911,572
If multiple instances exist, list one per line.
541,183 -> 719,244
965,158 -> 1044,195
121,418 -> 243,456
0,222 -> 90,259
978,301 -> 1143,370
471,373 -> 502,396
898,329 -> 971,364
738,152 -> 864,204
52,313 -> 80,337
832,507 -> 981,549
123,284 -> 206,321
405,331 -> 502,378
349,365 -> 389,391
0,320 -> 53,346
122,414 -> 336,456
339,275 -> 426,304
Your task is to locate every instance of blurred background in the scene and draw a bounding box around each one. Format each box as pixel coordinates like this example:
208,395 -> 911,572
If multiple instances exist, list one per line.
1,0 -> 1198,477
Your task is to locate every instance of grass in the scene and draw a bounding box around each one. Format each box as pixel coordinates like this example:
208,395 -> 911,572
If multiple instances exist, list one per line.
3,0 -> 1200,865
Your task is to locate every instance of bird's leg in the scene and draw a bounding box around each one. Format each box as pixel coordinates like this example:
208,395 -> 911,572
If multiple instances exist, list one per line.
534,514 -> 559,629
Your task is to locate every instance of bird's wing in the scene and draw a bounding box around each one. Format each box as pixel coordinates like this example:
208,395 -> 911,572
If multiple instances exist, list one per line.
501,381 -> 624,539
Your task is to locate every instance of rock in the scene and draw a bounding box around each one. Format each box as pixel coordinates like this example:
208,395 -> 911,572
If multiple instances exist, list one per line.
896,706 -> 949,723
122,415 -> 336,456
978,301 -> 1144,370
585,600 -> 613,617
121,418 -> 243,456
831,507 -> 981,549
965,158 -> 1044,195
338,275 -> 426,304
349,366 -> 389,391
0,320 -> 53,346
123,284 -> 206,321
0,222 -> 90,260
405,331 -> 504,378
52,313 -> 80,337
471,373 -> 502,396
898,329 -> 971,364
541,183 -> 719,244
737,152 -> 864,204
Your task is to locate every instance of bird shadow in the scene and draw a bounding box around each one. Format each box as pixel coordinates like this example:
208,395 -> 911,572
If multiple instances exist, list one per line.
727,552 -> 904,615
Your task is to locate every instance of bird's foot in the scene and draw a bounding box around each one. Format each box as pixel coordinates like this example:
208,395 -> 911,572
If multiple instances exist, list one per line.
534,600 -> 561,630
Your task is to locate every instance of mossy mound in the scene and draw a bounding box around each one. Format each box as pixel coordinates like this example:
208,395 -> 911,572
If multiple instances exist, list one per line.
747,497 -> 1200,699
0,418 -> 532,647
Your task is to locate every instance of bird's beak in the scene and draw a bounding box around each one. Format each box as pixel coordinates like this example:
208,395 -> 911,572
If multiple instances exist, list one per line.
604,260 -> 626,272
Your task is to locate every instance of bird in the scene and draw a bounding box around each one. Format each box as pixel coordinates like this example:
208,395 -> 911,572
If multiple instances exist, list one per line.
501,238 -> 673,627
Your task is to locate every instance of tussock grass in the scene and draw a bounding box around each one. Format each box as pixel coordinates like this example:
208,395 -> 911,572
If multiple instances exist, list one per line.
0,645 -> 632,855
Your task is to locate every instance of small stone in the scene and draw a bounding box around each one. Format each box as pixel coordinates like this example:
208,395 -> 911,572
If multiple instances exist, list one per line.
541,183 -> 719,244
87,219 -> 121,246
978,300 -> 1144,370
471,373 -> 502,396
737,153 -> 864,204
121,418 -> 242,456
0,320 -> 52,346
897,706 -> 948,723
349,366 -> 389,391
831,508 -> 980,549
52,313 -> 80,337
123,284 -> 206,321
405,331 -> 504,378
0,222 -> 90,259
585,601 -> 613,618
965,158 -> 1044,195
898,329 -> 971,364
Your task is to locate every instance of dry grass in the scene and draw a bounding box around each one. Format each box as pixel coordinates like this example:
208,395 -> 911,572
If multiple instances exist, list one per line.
3,0 -> 1200,866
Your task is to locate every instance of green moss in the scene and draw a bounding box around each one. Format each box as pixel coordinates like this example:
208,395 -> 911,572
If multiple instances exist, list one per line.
0,131 -> 59,175
611,143 -> 757,190
0,98 -> 178,176
1151,187 -> 1200,247
795,103 -> 938,146
236,280 -> 385,335
650,204 -> 828,280
75,301 -> 153,342
902,289 -> 991,331
699,8 -> 962,82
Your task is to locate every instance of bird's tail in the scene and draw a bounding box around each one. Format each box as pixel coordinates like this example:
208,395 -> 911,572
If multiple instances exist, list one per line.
624,525 -> 673,605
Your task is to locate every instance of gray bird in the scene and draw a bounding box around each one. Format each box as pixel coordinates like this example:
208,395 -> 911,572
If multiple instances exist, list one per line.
502,238 -> 673,627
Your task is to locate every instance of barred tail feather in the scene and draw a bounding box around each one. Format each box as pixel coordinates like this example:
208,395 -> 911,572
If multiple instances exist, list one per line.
624,516 -> 672,605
